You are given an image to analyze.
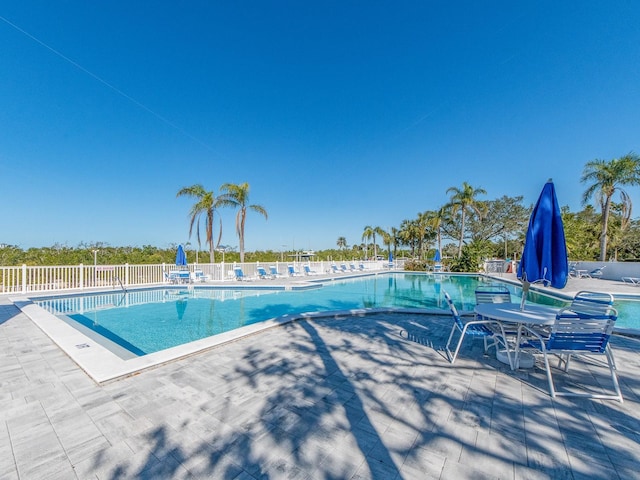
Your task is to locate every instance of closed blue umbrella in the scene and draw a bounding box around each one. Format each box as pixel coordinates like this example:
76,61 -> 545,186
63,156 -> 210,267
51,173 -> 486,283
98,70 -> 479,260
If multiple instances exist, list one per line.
175,244 -> 187,267
433,249 -> 441,262
517,180 -> 568,308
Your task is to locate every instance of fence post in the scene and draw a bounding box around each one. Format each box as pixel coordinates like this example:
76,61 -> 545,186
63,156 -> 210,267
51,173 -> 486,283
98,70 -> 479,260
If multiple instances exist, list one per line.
125,263 -> 130,286
21,264 -> 27,294
79,263 -> 84,290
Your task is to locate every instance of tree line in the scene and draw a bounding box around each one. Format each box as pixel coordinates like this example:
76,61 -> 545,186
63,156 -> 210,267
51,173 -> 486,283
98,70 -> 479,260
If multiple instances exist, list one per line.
337,153 -> 640,271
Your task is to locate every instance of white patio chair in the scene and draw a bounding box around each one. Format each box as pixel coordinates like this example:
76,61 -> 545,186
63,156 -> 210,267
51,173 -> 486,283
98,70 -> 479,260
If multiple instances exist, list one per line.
475,285 -> 512,305
520,308 -> 623,402
444,291 -> 512,369
569,291 -> 614,315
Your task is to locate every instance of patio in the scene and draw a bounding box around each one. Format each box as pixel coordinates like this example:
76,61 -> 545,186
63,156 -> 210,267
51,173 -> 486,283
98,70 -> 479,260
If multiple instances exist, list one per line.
1,292 -> 639,479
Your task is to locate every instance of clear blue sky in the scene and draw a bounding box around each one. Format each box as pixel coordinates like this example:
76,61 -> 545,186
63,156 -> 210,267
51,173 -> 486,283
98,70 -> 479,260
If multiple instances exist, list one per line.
2,2 -> 640,252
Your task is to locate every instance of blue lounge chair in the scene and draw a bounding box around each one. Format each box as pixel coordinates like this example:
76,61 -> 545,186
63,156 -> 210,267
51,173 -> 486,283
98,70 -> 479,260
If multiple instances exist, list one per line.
330,264 -> 341,274
234,267 -> 252,281
340,264 -> 349,273
269,266 -> 283,278
288,265 -> 301,276
257,266 -> 272,279
303,265 -> 317,275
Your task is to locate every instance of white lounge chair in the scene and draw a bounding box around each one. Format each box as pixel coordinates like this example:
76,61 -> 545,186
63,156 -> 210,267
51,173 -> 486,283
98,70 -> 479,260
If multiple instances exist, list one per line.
621,277 -> 640,285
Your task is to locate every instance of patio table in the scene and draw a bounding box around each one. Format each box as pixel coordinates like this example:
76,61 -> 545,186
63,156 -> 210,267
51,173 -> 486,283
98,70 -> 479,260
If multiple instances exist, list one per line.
474,303 -> 559,369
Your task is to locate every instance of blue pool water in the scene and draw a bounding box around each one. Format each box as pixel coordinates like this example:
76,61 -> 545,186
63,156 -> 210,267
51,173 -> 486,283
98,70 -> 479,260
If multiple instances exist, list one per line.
35,273 -> 639,356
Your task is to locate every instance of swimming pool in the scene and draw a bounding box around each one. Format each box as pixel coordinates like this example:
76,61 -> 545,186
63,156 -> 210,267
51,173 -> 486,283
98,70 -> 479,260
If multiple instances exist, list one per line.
34,273 -> 562,356
23,272 -> 640,382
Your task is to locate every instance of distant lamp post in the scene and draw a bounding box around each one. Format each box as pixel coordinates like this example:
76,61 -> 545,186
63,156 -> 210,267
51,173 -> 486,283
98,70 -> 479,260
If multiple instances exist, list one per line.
92,249 -> 99,286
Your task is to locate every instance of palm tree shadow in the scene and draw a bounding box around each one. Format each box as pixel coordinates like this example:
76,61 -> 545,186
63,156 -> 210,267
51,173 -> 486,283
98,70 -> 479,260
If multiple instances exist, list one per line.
0,303 -> 21,326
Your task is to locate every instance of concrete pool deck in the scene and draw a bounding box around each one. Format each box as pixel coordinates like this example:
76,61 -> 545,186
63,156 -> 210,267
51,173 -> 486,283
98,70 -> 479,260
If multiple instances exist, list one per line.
1,273 -> 640,479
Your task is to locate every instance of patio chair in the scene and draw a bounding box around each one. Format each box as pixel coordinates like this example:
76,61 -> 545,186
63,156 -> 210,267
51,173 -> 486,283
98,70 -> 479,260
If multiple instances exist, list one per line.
330,264 -> 342,274
475,285 -> 512,305
192,270 -> 208,282
358,263 -> 366,271
569,291 -> 614,315
520,308 -> 623,402
349,263 -> 358,272
474,285 -> 516,337
257,266 -> 272,279
621,276 -> 640,285
444,291 -> 512,368
340,264 -> 349,273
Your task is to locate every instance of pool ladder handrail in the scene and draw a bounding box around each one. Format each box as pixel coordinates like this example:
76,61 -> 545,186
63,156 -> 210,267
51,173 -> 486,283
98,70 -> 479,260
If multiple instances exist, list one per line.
113,276 -> 127,293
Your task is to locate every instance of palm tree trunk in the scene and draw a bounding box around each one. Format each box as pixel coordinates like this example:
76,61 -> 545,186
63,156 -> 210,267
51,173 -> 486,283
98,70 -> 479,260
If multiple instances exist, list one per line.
600,197 -> 612,261
458,211 -> 466,257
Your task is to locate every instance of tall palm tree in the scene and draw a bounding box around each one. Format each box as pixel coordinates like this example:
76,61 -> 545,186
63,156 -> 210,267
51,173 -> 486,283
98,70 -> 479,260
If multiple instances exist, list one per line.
176,185 -> 222,263
446,182 -> 487,257
581,153 -> 640,261
336,236 -> 347,250
362,226 -> 374,259
426,207 -> 447,258
218,182 -> 268,263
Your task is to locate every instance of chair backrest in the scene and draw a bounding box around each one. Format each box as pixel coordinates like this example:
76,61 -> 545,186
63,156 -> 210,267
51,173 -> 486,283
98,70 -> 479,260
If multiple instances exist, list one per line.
303,265 -> 311,273
548,309 -> 617,353
269,266 -> 278,275
257,266 -> 267,276
331,264 -> 339,272
475,285 -> 511,304
340,264 -> 348,272
234,267 -> 244,278
570,291 -> 614,315
590,266 -> 606,276
443,291 -> 464,329
288,265 -> 295,275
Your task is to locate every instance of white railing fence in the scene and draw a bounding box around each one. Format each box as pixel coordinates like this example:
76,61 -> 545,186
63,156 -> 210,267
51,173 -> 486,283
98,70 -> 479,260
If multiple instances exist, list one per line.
0,259 -> 405,295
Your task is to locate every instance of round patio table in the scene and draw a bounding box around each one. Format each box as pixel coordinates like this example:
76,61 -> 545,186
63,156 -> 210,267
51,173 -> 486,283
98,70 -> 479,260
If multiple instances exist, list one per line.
474,303 -> 559,369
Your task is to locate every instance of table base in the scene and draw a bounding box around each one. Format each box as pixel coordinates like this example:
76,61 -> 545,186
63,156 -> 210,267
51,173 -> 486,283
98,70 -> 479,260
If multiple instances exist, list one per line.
497,349 -> 535,369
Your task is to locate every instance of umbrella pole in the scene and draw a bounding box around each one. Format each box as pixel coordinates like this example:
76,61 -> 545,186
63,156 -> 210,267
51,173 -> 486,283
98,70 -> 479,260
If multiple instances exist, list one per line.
520,274 -> 530,311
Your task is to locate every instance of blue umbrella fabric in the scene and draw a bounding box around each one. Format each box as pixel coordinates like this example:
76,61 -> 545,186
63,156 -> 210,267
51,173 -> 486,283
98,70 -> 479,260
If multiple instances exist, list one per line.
175,244 -> 187,267
433,249 -> 441,262
517,180 -> 568,305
